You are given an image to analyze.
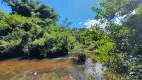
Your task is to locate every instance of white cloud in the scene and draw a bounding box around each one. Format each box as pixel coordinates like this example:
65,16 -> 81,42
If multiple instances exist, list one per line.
79,22 -> 82,24
84,19 -> 99,28
84,19 -> 107,29
114,15 -> 126,25
132,10 -> 136,15
115,10 -> 136,25
130,10 -> 136,16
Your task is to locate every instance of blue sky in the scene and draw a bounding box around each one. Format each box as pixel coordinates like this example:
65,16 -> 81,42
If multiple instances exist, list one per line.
0,0 -> 99,28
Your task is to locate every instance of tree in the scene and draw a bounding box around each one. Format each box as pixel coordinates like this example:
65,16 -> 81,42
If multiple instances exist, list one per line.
91,0 -> 142,21
91,0 -> 142,79
2,0 -> 59,21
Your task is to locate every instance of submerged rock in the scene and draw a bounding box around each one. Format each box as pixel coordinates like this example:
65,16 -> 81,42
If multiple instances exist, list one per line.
77,54 -> 86,64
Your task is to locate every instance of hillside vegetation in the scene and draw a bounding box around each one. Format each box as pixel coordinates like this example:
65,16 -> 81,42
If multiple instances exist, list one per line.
0,0 -> 142,79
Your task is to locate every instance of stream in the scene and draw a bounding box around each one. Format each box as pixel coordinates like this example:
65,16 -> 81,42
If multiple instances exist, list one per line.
0,57 -> 105,80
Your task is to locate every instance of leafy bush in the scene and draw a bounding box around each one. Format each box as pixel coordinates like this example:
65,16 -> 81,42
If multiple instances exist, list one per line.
69,42 -> 85,56
88,42 -> 98,51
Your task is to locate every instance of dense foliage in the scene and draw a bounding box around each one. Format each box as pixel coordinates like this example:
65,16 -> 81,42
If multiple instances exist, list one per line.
2,0 -> 58,21
0,0 -> 77,58
91,0 -> 142,79
0,0 -> 142,79
0,11 -> 77,58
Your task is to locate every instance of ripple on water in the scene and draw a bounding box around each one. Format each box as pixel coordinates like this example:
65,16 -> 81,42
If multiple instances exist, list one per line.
0,57 -> 105,80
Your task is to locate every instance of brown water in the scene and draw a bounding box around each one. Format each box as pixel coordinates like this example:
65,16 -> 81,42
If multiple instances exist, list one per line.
0,57 -> 104,80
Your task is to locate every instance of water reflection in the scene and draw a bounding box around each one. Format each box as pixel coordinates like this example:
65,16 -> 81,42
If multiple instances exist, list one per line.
0,57 -> 105,80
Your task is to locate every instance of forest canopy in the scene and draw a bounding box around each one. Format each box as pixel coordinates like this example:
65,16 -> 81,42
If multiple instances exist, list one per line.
0,0 -> 142,79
